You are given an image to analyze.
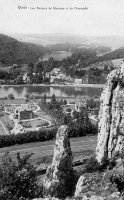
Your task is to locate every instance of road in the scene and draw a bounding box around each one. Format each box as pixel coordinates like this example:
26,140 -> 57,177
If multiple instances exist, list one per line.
0,135 -> 97,162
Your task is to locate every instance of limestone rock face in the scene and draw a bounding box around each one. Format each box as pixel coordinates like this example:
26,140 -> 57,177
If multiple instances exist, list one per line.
74,175 -> 104,200
43,125 -> 73,197
96,62 -> 124,163
74,175 -> 87,197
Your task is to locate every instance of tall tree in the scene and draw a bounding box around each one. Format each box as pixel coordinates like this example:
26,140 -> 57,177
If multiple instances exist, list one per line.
27,62 -> 34,75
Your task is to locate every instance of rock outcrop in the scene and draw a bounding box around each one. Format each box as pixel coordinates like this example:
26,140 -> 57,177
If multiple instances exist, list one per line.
74,175 -> 88,197
74,175 -> 105,200
43,125 -> 73,198
96,62 -> 124,163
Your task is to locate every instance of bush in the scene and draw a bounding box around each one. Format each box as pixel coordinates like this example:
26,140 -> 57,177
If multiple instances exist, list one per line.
0,128 -> 57,148
84,155 -> 114,173
0,114 -> 97,148
110,172 -> 124,194
66,108 -> 71,112
0,152 -> 43,200
8,93 -> 15,99
84,156 -> 101,173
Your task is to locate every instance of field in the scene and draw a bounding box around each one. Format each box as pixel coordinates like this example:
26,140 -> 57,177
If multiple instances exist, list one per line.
0,135 -> 97,164
0,120 -> 7,135
83,58 -> 123,71
111,58 -> 124,68
0,113 -> 14,135
0,64 -> 28,73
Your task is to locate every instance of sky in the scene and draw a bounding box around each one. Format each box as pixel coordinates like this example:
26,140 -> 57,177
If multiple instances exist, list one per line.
0,0 -> 124,36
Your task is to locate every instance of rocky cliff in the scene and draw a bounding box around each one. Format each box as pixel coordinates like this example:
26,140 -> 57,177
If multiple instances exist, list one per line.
96,62 -> 124,163
43,125 -> 73,198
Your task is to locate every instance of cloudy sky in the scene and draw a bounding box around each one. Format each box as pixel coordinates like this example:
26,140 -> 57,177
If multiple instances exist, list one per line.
0,0 -> 124,36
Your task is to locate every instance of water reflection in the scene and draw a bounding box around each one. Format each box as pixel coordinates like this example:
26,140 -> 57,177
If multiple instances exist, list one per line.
0,86 -> 103,99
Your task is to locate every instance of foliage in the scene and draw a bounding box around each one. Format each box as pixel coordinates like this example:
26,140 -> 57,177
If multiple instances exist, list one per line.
65,110 -> 98,137
34,61 -> 44,83
0,34 -> 46,65
101,47 -> 124,61
27,62 -> 34,75
25,93 -> 30,99
84,156 -> 101,173
110,172 -> 124,194
40,94 -> 66,125
43,168 -> 78,198
0,34 -> 118,85
8,93 -> 15,99
74,171 -> 118,199
0,70 -> 9,80
40,94 -> 98,137
0,152 -> 43,200
84,155 -> 116,173
0,128 -> 57,148
64,169 -> 79,197
0,119 -> 97,148
66,107 -> 71,112
88,98 -> 100,109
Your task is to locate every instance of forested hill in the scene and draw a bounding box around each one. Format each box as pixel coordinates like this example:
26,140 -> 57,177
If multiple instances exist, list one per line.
101,47 -> 124,61
0,34 -> 47,65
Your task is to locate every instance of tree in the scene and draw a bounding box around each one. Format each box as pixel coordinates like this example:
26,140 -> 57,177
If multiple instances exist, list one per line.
25,93 -> 30,99
0,152 -> 43,200
51,94 -> 56,104
34,61 -> 44,83
63,100 -> 67,105
8,93 -> 15,99
16,74 -> 24,84
43,94 -> 47,103
27,62 -> 34,75
34,62 -> 43,74
66,108 -> 71,112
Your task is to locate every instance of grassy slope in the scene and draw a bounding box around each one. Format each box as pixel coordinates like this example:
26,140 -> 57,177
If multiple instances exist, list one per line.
0,135 -> 97,164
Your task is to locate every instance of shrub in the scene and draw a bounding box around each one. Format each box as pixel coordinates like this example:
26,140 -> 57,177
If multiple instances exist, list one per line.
0,128 -> 57,148
84,155 -> 113,173
110,172 -> 124,194
8,93 -> 15,99
84,156 -> 101,173
66,108 -> 71,112
0,152 -> 43,200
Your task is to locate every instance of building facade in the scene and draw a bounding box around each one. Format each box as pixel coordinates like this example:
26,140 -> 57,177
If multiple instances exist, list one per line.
75,98 -> 87,113
75,79 -> 82,84
19,110 -> 33,120
14,104 -> 33,120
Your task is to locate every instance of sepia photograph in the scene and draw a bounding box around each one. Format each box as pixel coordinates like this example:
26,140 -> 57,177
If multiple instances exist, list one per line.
0,0 -> 124,199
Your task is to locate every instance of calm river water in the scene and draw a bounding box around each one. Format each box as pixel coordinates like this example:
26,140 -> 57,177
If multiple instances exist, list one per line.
0,86 -> 103,99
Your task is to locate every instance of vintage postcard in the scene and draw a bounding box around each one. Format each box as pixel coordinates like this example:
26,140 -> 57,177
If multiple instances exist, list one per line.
0,0 -> 124,199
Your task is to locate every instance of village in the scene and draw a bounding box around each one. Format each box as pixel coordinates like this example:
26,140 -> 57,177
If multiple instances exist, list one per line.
0,95 -> 99,135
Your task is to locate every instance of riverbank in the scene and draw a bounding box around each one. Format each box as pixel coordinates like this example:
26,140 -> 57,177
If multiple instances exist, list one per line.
0,83 -> 105,88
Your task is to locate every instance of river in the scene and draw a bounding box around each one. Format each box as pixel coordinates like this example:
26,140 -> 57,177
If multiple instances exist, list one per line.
0,85 -> 103,99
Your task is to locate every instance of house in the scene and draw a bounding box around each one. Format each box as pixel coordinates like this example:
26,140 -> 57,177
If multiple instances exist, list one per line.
23,73 -> 30,83
14,104 -> 33,120
82,74 -> 89,84
50,68 -> 61,75
50,75 -> 56,83
46,72 -> 50,78
19,109 -> 33,120
75,79 -> 82,84
75,98 -> 87,113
